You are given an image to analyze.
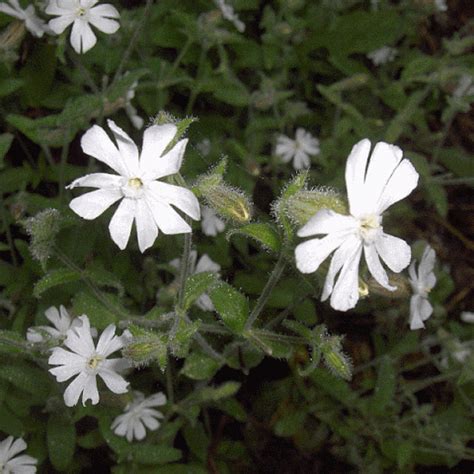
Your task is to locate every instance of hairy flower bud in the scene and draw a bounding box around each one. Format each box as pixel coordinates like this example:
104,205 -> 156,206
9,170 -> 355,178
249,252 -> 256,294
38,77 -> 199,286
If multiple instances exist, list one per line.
122,326 -> 167,370
24,209 -> 61,268
321,336 -> 352,381
285,187 -> 348,227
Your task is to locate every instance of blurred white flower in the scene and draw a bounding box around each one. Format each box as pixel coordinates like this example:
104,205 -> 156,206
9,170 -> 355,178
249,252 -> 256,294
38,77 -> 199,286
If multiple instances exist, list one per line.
46,0 -> 120,54
111,391 -> 166,442
49,315 -> 129,407
201,206 -> 225,236
276,128 -> 320,170
0,436 -> 37,474
367,46 -> 397,66
170,251 -> 220,311
295,139 -> 419,311
215,0 -> 245,32
408,245 -> 436,330
0,0 -> 48,37
67,120 -> 200,253
125,79 -> 144,130
434,0 -> 447,12
453,75 -> 474,98
196,138 -> 211,157
27,305 -> 80,343
461,311 -> 474,323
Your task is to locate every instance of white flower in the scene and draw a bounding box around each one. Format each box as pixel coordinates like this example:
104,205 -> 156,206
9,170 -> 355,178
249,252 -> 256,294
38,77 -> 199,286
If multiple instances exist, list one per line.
215,0 -> 245,33
67,120 -> 200,253
461,311 -> 474,323
0,0 -> 48,37
125,79 -> 144,130
295,139 -> 419,311
201,206 -> 225,236
453,75 -> 474,98
46,0 -> 120,54
111,391 -> 166,442
170,251 -> 220,311
0,436 -> 37,474
367,46 -> 397,66
48,315 -> 129,407
196,138 -> 211,157
434,0 -> 447,12
408,245 -> 436,330
275,128 -> 320,170
27,305 -> 80,343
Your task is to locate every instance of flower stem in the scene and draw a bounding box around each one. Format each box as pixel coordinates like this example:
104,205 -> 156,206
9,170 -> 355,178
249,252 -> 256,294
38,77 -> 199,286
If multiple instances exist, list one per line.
244,252 -> 286,331
177,223 -> 192,311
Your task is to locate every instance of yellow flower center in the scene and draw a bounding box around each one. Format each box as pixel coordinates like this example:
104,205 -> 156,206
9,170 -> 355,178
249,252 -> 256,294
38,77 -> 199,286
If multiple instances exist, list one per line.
358,214 -> 381,243
128,177 -> 143,189
77,7 -> 86,16
87,355 -> 103,370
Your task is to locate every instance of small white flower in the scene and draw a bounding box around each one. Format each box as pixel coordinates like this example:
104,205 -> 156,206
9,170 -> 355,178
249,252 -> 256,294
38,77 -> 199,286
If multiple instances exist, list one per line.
111,391 -> 166,442
0,436 -> 37,474
27,305 -> 80,343
46,0 -> 120,54
170,251 -> 220,311
0,0 -> 48,37
461,311 -> 474,323
275,128 -> 320,170
125,79 -> 144,130
367,46 -> 397,66
295,139 -> 419,311
408,245 -> 436,330
453,75 -> 474,98
201,206 -> 225,236
67,120 -> 200,253
215,0 -> 245,33
48,315 -> 129,407
434,0 -> 447,12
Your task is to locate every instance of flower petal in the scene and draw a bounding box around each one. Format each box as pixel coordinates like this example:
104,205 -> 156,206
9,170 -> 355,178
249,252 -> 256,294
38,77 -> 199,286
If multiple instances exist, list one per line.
329,243 -> 363,311
298,210 -> 357,237
139,124 -> 177,171
295,233 -> 347,274
293,150 -> 310,169
364,243 -> 395,291
133,420 -> 146,440
409,294 -> 433,330
142,137 -> 188,180
135,199 -> 158,252
63,372 -> 88,407
81,373 -> 100,405
69,188 -> 122,220
88,5 -> 120,34
48,14 -> 75,34
67,172 -> 122,190
345,138 -> 371,217
81,124 -> 128,176
98,368 -> 129,394
195,254 -> 220,273
147,181 -> 200,221
70,19 -> 97,54
96,324 -> 123,357
106,120 -> 140,176
64,315 -> 95,358
375,232 -> 411,273
89,3 -> 120,19
6,437 -> 27,458
108,198 -> 136,250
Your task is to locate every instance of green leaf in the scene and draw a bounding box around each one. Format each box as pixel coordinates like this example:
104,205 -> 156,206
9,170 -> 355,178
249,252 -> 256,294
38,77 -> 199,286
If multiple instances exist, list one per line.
33,268 -> 81,298
0,78 -> 24,97
47,413 -> 76,471
84,265 -> 124,297
0,405 -> 24,436
0,133 -> 13,168
130,445 -> 182,465
209,282 -> 249,333
181,351 -> 222,380
372,356 -> 396,415
72,291 -> 119,329
183,422 -> 209,462
182,272 -> 219,311
0,362 -> 50,400
274,410 -> 306,437
425,181 -> 448,217
227,223 -> 281,252
192,382 -> 241,403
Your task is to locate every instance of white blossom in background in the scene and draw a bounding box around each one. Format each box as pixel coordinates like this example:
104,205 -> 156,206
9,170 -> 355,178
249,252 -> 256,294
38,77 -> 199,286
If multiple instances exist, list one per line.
367,46 -> 397,66
125,80 -> 144,130
434,0 -> 447,12
408,245 -> 436,330
49,315 -> 129,407
0,436 -> 37,474
170,251 -> 220,311
215,0 -> 245,32
196,138 -> 211,157
453,75 -> 474,98
46,0 -> 120,54
461,311 -> 474,323
276,128 -> 321,170
67,120 -> 200,252
27,305 -> 81,343
0,0 -> 48,37
111,391 -> 166,442
295,139 -> 419,311
201,206 -> 225,236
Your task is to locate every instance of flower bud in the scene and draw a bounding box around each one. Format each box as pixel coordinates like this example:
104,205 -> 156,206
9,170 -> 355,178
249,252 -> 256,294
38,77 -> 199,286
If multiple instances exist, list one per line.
23,209 -> 61,268
122,326 -> 167,370
285,188 -> 348,227
321,336 -> 352,380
